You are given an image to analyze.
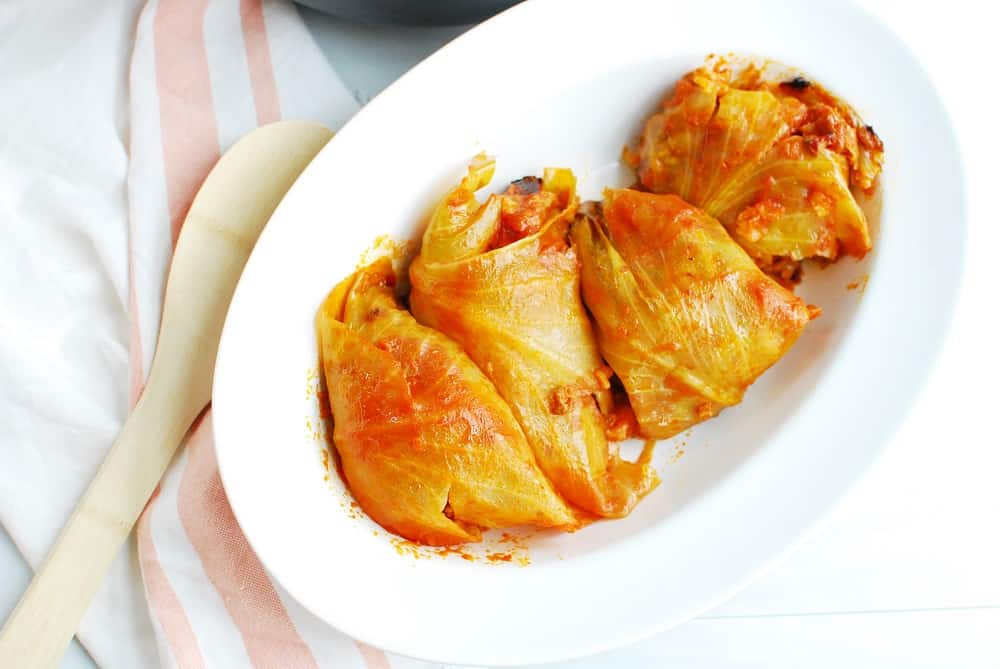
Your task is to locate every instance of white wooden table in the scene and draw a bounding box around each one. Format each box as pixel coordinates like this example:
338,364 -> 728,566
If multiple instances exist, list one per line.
3,1 -> 996,666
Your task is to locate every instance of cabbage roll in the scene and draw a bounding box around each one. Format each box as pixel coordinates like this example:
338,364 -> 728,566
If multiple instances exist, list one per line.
571,189 -> 818,439
318,258 -> 575,545
409,157 -> 658,518
634,63 -> 883,282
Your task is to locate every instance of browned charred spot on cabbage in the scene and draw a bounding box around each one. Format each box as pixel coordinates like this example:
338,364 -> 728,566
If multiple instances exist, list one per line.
573,202 -> 608,251
442,500 -> 456,520
781,76 -> 811,90
858,123 -> 883,150
578,200 -> 603,221
506,176 -> 542,195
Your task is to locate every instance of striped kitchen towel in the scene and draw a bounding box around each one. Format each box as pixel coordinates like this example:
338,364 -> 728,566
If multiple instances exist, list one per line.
128,1 -> 438,667
0,0 -> 438,666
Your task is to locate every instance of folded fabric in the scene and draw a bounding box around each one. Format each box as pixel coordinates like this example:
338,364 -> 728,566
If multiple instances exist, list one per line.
0,0 -> 436,666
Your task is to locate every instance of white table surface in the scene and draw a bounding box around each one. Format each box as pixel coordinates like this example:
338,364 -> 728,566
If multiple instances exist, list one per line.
5,1 -> 997,667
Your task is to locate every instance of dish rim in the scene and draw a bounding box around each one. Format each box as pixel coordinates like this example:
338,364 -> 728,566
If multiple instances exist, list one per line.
212,0 -> 968,663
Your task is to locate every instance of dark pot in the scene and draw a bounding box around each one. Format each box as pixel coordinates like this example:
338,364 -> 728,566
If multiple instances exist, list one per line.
293,0 -> 521,25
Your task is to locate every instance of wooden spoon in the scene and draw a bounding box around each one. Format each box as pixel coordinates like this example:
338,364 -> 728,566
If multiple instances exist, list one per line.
0,120 -> 334,668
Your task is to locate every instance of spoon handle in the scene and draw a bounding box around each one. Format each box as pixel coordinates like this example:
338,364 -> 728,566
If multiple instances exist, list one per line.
0,379 -> 197,668
0,120 -> 334,669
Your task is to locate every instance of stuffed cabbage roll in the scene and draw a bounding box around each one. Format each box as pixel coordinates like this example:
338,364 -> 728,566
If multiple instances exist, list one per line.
634,62 -> 883,283
571,189 -> 818,439
318,258 -> 575,545
409,157 -> 658,518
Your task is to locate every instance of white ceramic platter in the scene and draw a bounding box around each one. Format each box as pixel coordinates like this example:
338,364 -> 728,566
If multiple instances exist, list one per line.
212,0 -> 965,664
